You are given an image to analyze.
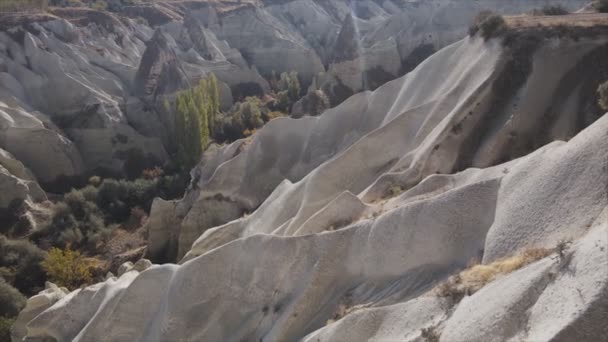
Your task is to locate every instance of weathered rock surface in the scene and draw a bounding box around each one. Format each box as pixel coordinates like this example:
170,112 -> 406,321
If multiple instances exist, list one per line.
0,0 -> 595,197
10,282 -> 68,342
169,26 -> 608,262
0,4 -> 268,193
0,148 -> 46,208
15,21 -> 608,341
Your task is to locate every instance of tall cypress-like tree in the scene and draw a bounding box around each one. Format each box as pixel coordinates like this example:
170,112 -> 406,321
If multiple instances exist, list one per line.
171,73 -> 220,170
208,74 -> 220,136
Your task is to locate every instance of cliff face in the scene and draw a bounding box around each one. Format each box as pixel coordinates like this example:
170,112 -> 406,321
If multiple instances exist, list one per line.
13,14 -> 608,341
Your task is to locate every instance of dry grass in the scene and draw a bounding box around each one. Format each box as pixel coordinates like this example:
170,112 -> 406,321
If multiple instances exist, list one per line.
436,248 -> 554,303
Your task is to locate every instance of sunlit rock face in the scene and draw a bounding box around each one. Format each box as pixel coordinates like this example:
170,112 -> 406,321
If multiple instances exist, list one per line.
0,0 -> 590,195
0,5 -> 268,193
19,18 -> 608,340
319,0 -> 590,103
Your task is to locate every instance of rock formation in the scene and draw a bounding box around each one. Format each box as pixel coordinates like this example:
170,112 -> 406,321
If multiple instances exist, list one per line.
13,13 -> 608,341
0,0 -> 592,198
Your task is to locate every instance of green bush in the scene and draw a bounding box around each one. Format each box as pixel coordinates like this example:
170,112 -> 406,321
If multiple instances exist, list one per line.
598,80 -> 608,111
0,0 -> 48,12
97,178 -> 157,222
596,0 -> 608,13
240,97 -> 264,129
275,90 -> 291,112
35,195 -> 107,250
0,278 -> 26,317
479,15 -> 506,40
270,71 -> 301,112
538,5 -> 569,16
0,236 -> 46,295
0,315 -> 16,342
469,11 -> 506,40
90,0 -> 107,10
212,97 -> 266,142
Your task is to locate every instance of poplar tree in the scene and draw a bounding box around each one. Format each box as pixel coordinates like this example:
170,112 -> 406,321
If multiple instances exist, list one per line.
171,73 -> 220,170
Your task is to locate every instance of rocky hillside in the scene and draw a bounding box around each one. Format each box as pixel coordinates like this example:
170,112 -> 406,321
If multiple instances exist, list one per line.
0,0 -> 590,201
10,9 -> 608,342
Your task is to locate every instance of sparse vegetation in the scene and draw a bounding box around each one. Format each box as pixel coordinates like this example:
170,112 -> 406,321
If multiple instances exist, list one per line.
555,239 -> 572,261
421,325 -> 441,342
596,0 -> 608,13
0,278 -> 26,317
291,89 -> 330,118
0,236 -> 46,295
386,185 -> 404,198
436,247 -> 553,303
533,5 -> 569,16
1,166 -> 188,320
0,315 -> 16,342
40,246 -> 92,290
269,71 -> 302,113
0,0 -> 48,12
469,11 -> 507,40
597,80 -> 608,111
0,277 -> 26,341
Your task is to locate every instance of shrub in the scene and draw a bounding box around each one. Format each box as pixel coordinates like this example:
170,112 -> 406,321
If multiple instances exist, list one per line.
80,185 -> 99,203
469,11 -> 506,40
0,0 -> 48,12
41,246 -> 92,290
96,178 -> 157,222
141,167 -> 164,180
421,326 -> 441,342
598,80 -> 608,111
275,90 -> 291,112
90,0 -> 107,10
0,236 -> 46,295
0,316 -> 16,342
88,175 -> 102,187
305,90 -> 330,117
468,10 -> 493,36
385,185 -> 404,198
35,193 -> 107,250
0,278 -> 26,317
479,15 -> 506,40
596,0 -> 608,13
240,98 -> 264,129
537,5 -> 569,16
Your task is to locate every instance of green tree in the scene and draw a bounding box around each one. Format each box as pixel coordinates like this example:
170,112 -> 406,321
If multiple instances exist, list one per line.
241,97 -> 263,129
287,71 -> 301,102
598,80 -> 608,111
208,74 -> 220,136
171,74 -> 220,170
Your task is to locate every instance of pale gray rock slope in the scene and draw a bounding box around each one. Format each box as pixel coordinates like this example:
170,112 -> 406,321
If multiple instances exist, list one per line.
16,26 -> 608,341
0,148 -> 46,208
0,0 -> 592,195
0,6 -> 267,192
155,27 -> 608,262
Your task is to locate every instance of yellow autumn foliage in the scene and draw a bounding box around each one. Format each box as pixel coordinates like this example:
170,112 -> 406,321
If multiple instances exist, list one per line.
41,246 -> 92,290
